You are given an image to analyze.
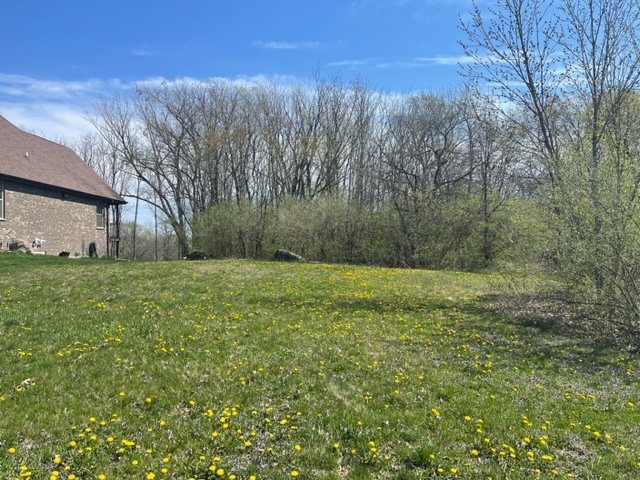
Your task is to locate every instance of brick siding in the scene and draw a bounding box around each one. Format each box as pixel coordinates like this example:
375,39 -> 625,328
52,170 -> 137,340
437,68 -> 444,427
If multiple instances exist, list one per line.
0,178 -> 108,256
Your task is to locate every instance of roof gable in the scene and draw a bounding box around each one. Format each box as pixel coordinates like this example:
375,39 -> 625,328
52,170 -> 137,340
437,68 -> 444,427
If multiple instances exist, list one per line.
0,115 -> 125,204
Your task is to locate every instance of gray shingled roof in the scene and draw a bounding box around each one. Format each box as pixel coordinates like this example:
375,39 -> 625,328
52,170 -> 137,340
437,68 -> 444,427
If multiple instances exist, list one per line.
0,115 -> 125,204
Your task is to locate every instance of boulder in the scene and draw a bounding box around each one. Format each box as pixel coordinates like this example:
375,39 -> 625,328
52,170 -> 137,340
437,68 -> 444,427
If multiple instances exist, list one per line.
274,249 -> 304,262
9,239 -> 31,254
185,250 -> 208,260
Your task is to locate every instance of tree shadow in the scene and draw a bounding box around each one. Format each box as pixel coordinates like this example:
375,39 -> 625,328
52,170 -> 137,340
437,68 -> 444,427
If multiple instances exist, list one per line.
256,286 -> 638,375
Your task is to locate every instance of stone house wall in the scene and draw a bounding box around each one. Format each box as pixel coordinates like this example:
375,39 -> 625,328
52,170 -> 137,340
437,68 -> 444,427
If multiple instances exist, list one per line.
0,178 -> 108,256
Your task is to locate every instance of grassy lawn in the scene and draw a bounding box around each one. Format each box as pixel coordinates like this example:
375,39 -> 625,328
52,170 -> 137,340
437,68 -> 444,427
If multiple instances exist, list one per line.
1,253 -> 639,479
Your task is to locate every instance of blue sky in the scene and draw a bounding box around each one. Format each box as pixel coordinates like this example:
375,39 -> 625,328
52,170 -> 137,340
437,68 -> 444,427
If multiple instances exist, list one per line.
0,0 -> 476,139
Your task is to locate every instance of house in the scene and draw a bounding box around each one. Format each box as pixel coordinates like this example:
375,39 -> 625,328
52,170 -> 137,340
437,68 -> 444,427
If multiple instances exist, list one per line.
0,115 -> 125,257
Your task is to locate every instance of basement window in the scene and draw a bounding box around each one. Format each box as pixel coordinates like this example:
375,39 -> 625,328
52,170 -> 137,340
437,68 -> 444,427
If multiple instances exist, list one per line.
96,203 -> 105,229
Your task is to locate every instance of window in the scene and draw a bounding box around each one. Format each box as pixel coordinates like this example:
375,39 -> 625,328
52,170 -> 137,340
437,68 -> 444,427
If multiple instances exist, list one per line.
0,180 -> 4,220
96,203 -> 105,229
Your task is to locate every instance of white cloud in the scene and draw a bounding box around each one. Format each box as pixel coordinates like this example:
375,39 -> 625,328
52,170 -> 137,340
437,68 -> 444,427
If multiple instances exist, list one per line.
0,73 -> 126,100
0,102 -> 95,140
414,55 -> 476,65
252,40 -> 321,50
327,59 -> 369,67
0,72 -> 310,140
370,55 -> 476,70
375,61 -> 426,69
130,46 -> 155,57
132,73 -> 303,90
0,74 -> 130,140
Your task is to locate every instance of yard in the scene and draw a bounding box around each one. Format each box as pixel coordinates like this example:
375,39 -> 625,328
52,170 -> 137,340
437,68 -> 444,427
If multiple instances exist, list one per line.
0,253 -> 638,479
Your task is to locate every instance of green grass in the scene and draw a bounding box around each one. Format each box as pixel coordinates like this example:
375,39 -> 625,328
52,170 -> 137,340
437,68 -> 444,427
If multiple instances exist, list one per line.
1,253 -> 639,479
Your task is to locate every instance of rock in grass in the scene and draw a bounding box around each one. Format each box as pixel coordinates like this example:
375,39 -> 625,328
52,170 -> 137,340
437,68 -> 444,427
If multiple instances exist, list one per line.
274,249 -> 304,262
185,250 -> 208,260
9,239 -> 31,254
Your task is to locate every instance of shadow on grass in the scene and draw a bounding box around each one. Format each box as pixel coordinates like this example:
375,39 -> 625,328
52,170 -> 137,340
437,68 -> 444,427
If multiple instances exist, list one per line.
256,285 -> 637,376
472,291 -> 638,373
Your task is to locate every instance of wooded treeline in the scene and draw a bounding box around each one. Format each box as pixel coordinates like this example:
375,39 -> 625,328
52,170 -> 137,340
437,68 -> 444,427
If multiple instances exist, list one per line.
83,79 -> 533,269
79,0 -> 640,344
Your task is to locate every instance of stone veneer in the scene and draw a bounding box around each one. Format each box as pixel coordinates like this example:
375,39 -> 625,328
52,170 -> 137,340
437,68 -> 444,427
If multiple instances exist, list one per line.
0,178 -> 108,256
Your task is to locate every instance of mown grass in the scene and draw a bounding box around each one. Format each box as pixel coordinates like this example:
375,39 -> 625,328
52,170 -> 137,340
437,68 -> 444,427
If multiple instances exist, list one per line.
1,253 -> 639,479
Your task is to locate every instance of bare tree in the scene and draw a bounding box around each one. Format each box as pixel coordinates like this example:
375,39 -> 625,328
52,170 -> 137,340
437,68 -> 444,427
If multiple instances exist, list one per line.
461,0 -> 640,340
460,0 -> 563,186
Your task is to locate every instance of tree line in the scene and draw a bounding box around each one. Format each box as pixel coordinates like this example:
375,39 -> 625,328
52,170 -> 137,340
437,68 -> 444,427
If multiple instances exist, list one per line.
78,0 -> 640,345
82,76 -> 531,269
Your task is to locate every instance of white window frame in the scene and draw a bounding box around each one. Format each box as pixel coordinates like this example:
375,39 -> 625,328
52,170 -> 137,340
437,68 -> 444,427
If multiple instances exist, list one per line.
96,203 -> 105,229
0,180 -> 4,220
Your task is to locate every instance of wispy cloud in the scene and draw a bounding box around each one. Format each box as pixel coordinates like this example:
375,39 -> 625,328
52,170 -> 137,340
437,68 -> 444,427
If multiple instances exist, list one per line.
252,40 -> 321,50
375,60 -> 427,69
132,73 -> 302,91
0,101 -> 95,140
370,54 -> 478,70
327,59 -> 369,67
0,74 -> 126,99
130,46 -> 155,57
0,73 -> 309,139
414,55 -> 476,65
0,74 -> 128,139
